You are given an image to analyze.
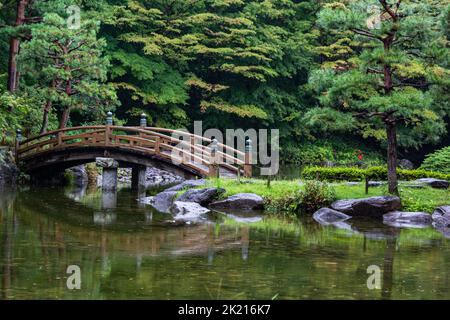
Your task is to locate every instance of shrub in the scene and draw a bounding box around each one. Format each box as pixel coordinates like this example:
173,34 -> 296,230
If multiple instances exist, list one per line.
420,146 -> 450,174
301,167 -> 365,181
278,181 -> 336,214
296,181 -> 337,214
302,166 -> 450,181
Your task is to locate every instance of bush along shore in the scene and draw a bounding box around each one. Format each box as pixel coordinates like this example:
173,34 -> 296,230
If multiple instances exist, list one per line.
139,173 -> 449,236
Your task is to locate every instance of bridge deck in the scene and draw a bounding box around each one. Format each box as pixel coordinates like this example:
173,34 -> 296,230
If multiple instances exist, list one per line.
16,126 -> 252,178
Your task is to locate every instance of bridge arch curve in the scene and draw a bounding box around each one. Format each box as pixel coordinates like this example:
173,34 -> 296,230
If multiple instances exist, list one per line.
16,126 -> 250,179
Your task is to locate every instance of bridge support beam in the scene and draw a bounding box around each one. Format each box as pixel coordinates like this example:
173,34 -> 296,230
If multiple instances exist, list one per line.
131,165 -> 147,191
96,157 -> 119,191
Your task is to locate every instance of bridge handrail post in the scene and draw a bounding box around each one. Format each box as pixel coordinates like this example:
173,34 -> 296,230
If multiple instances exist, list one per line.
105,111 -> 113,146
140,113 -> 147,127
208,138 -> 219,178
244,138 -> 252,178
190,135 -> 195,163
155,136 -> 161,154
138,113 -> 147,147
57,131 -> 63,146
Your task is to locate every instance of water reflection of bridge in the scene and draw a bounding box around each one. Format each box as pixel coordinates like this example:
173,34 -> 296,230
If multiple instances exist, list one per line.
2,188 -> 449,299
15,188 -> 251,259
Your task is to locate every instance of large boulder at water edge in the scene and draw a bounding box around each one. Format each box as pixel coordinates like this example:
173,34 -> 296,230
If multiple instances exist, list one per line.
0,147 -> 18,187
330,196 -> 401,217
313,208 -> 351,226
67,165 -> 88,187
177,187 -> 226,206
415,178 -> 449,189
166,179 -> 207,192
140,191 -> 178,213
170,201 -> 210,223
383,211 -> 432,228
209,193 -> 264,211
432,206 -> 450,228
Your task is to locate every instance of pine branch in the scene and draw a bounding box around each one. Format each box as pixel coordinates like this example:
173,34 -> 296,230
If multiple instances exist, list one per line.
367,67 -> 384,74
351,28 -> 383,41
379,0 -> 397,21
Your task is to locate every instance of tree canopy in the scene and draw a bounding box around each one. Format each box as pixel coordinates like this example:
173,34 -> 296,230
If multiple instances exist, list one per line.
0,0 -> 449,170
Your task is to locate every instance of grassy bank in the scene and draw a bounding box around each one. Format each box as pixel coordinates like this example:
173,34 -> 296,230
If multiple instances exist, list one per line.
198,178 -> 449,214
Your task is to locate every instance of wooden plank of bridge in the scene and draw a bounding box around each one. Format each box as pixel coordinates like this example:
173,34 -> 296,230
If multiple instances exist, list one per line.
16,125 -> 249,178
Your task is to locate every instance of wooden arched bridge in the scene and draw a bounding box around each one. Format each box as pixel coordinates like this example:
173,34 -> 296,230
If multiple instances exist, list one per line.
15,121 -> 252,185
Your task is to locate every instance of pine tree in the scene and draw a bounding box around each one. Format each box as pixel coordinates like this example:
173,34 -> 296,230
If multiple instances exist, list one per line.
19,2 -> 118,131
308,0 -> 450,194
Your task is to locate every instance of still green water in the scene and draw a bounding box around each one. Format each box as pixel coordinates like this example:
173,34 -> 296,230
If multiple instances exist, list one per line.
0,186 -> 449,300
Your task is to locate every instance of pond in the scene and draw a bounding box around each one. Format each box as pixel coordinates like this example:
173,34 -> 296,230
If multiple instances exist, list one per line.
0,185 -> 449,300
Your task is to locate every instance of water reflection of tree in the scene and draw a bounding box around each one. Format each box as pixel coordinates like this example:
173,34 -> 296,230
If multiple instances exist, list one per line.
0,190 -> 16,299
381,237 -> 396,300
3,187 -> 450,299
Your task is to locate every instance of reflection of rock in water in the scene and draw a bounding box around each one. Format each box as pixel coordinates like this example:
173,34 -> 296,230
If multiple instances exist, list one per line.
317,217 -> 401,240
433,225 -> 450,239
226,213 -> 263,223
93,212 -> 117,225
65,185 -> 87,202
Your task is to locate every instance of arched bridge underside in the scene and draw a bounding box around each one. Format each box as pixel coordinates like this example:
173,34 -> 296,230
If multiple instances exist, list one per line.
17,126 -> 251,179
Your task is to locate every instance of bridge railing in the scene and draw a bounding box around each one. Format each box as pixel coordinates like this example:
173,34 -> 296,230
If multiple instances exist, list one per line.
16,124 -> 252,177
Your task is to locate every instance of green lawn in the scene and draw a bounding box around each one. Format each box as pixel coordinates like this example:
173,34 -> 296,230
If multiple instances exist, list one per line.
197,178 -> 449,214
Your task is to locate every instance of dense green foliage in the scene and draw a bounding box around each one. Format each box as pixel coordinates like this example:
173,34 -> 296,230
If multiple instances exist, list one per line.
0,0 -> 449,166
420,146 -> 450,174
302,166 -> 450,181
308,0 -> 450,149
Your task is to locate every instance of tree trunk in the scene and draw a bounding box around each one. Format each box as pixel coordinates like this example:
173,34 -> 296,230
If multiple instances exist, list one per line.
7,38 -> 20,93
386,119 -> 398,195
7,0 -> 29,93
59,107 -> 70,129
40,100 -> 52,134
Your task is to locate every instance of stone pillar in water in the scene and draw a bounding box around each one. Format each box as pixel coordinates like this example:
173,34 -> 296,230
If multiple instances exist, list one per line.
131,165 -> 147,191
96,157 -> 119,191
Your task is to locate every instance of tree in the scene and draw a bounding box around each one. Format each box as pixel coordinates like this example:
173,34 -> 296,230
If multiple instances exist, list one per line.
4,0 -> 42,93
307,0 -> 450,194
105,0 -> 317,138
19,7 -> 118,131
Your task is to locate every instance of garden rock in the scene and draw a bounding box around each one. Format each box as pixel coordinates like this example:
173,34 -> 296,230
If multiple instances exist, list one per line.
313,208 -> 351,225
144,191 -> 178,213
166,179 -> 207,192
0,147 -> 18,187
170,201 -> 210,223
209,193 -> 264,211
368,181 -> 385,187
415,178 -> 449,189
67,165 -> 88,187
432,206 -> 450,228
177,187 -> 226,206
330,196 -> 401,217
398,159 -> 415,170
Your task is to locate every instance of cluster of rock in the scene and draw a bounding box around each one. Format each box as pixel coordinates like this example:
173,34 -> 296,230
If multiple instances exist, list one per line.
140,179 -> 264,224
95,166 -> 185,188
0,147 -> 18,188
313,196 -> 450,237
